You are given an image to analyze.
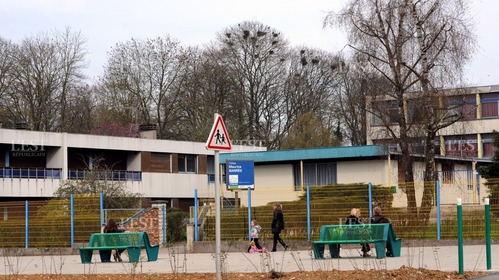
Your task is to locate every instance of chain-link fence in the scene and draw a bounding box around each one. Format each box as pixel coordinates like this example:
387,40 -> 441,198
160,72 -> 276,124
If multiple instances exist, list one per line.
0,194 -> 100,248
197,179 -> 499,243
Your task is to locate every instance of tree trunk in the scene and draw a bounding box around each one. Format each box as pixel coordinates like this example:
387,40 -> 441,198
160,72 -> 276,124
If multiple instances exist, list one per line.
420,130 -> 437,223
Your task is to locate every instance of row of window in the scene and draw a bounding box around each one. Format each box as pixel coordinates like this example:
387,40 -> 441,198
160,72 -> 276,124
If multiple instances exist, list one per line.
381,134 -> 496,159
372,92 -> 499,126
0,168 -> 143,181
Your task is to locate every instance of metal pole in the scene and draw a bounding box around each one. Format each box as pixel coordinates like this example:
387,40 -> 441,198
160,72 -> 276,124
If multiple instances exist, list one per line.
437,180 -> 441,240
485,198 -> 491,270
25,200 -> 29,249
194,189 -> 199,242
248,186 -> 252,241
100,192 -> 104,226
214,150 -> 221,280
307,184 -> 311,241
70,194 -> 74,248
457,198 -> 464,275
368,182 -> 373,217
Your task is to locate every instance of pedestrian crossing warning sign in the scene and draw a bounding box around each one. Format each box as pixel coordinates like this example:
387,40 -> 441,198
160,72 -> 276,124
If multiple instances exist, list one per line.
206,114 -> 232,150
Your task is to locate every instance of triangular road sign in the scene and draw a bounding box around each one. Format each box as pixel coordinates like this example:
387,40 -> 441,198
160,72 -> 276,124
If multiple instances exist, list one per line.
206,114 -> 232,150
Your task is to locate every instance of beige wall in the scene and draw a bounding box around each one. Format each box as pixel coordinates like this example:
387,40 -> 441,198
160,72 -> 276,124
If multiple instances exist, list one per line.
337,159 -> 389,185
368,118 -> 499,144
228,164 -> 301,207
438,119 -> 499,136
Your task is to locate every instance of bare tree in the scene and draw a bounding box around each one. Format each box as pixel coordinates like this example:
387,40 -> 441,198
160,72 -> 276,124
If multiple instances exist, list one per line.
5,28 -> 87,131
173,47 -> 242,142
99,36 -> 187,139
0,37 -> 16,127
63,84 -> 97,134
280,111 -> 341,149
56,28 -> 88,132
330,55 -> 377,146
212,21 -> 289,149
280,47 -> 343,147
326,0 -> 476,221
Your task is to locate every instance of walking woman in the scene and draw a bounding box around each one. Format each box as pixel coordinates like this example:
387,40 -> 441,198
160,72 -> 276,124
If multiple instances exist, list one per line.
271,202 -> 288,252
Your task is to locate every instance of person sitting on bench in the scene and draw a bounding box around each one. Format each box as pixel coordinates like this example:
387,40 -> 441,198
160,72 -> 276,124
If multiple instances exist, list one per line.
103,218 -> 125,262
370,206 -> 393,257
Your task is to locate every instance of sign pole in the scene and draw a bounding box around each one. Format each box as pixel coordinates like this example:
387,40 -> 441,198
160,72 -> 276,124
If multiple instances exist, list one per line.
205,112 -> 232,280
214,150 -> 221,280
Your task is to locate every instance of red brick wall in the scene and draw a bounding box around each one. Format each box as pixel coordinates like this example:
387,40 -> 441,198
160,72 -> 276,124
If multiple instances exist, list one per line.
122,208 -> 160,245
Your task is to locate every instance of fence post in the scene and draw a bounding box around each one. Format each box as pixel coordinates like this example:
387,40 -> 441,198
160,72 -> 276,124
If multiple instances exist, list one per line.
194,189 -> 199,242
25,200 -> 29,249
307,184 -> 311,241
457,198 -> 464,275
368,182 -> 372,217
485,198 -> 491,270
436,180 -> 441,240
100,192 -> 104,226
70,194 -> 75,248
248,186 -> 252,241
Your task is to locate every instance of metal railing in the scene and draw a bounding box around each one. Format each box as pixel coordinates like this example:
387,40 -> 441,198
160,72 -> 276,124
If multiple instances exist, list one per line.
1,168 -> 61,179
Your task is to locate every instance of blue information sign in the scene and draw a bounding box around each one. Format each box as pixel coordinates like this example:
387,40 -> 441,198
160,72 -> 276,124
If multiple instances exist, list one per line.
226,159 -> 254,189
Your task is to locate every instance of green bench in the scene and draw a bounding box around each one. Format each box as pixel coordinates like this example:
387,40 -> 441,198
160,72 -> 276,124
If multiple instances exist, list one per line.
79,232 -> 160,263
312,223 -> 401,259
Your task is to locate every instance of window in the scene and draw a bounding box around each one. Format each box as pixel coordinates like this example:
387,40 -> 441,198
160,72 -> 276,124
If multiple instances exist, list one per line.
444,135 -> 478,158
178,154 -> 197,173
293,162 -> 337,187
371,100 -> 399,126
481,93 -> 499,118
446,95 -> 477,120
482,134 -> 497,158
440,163 -> 454,184
466,166 -> 473,191
407,99 -> 427,123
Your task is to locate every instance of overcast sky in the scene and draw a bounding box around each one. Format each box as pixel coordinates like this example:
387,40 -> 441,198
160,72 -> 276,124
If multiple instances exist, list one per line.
1,0 -> 497,86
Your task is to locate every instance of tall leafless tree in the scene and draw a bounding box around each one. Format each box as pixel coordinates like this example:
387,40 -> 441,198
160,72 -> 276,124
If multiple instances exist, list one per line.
280,47 -> 343,147
212,21 -> 289,149
0,37 -> 16,126
99,36 -> 187,139
173,47 -> 243,142
326,0 -> 476,221
4,28 -> 87,131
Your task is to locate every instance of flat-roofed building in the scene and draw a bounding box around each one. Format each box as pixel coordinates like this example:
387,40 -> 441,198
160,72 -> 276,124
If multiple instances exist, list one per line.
0,127 -> 265,210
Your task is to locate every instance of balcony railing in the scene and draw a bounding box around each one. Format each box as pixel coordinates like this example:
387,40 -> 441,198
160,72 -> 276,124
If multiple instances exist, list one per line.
207,173 -> 226,183
1,168 -> 61,179
0,168 -> 141,181
67,169 -> 142,181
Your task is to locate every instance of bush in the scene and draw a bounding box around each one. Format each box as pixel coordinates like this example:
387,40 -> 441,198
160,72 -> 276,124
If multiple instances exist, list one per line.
166,208 -> 189,242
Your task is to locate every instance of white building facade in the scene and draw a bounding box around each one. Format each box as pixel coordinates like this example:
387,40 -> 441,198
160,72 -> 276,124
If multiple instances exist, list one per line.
0,127 -> 265,209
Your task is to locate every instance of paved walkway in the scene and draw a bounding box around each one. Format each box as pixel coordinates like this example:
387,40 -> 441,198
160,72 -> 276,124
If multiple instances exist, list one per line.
1,244 -> 498,276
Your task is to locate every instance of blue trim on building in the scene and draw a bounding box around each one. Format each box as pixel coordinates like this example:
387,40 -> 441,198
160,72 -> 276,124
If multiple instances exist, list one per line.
220,145 -> 388,163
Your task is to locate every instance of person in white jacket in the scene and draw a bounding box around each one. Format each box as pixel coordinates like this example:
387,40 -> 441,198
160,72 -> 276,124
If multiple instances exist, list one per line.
247,219 -> 262,252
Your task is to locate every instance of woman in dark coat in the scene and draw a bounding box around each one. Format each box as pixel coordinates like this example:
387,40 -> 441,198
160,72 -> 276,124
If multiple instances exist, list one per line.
271,202 -> 288,252
103,218 -> 125,262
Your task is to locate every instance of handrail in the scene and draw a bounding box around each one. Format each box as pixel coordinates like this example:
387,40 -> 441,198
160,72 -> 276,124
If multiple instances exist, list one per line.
0,168 -> 61,179
67,169 -> 142,181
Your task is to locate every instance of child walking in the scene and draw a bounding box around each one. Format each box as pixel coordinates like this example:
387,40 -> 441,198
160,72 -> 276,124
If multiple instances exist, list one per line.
247,219 -> 262,252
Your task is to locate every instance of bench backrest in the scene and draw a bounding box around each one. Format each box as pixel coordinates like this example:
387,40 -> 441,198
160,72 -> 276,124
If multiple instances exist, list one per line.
88,232 -> 144,248
319,223 -> 389,242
